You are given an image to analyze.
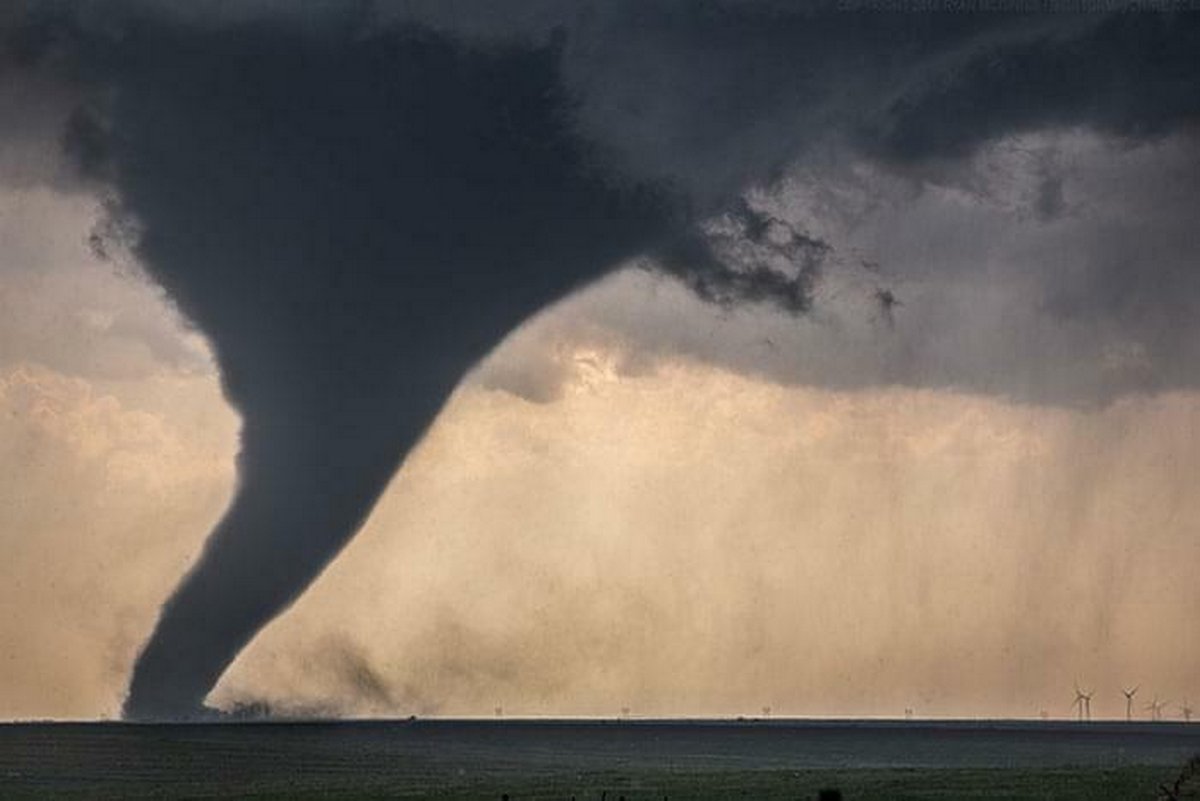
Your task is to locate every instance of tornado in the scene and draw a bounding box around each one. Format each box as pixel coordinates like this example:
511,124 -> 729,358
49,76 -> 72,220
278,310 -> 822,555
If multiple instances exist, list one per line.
7,1 -> 1198,720
96,23 -> 672,719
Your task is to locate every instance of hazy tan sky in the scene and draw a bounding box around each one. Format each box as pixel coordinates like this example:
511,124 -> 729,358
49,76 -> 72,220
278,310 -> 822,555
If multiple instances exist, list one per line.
2,127 -> 1199,720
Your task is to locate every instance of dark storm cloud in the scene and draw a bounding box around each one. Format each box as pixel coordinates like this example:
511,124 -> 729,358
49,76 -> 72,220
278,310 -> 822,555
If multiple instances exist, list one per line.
4,0 -> 1199,718
870,11 -> 1200,163
652,201 -> 830,314
586,127 -> 1200,407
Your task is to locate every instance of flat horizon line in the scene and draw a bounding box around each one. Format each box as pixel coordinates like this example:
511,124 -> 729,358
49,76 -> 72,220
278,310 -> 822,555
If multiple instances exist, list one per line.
3,715 -> 1197,728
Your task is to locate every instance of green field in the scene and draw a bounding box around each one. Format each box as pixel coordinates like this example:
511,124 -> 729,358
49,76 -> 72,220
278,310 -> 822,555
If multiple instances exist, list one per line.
2,722 -> 1197,800
0,764 -> 1187,800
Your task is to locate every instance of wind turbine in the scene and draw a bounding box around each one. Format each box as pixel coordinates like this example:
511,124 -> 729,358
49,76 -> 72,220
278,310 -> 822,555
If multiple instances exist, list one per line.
1146,697 -> 1168,722
1073,684 -> 1093,722
1180,700 -> 1193,723
1122,686 -> 1139,722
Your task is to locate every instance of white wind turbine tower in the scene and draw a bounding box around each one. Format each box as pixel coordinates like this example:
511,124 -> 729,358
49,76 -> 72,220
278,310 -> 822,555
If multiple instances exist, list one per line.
1072,684 -> 1093,722
1180,700 -> 1193,723
1122,686 -> 1139,722
1146,697 -> 1168,722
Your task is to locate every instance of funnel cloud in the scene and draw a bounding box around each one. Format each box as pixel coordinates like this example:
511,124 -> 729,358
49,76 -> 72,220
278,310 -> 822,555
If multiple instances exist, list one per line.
93,23 -> 668,719
3,2 -> 1199,719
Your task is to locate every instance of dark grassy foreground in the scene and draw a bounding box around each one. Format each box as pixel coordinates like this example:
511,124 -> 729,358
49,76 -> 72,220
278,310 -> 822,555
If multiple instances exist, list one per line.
1,764 -> 1176,801
1,720 -> 1197,800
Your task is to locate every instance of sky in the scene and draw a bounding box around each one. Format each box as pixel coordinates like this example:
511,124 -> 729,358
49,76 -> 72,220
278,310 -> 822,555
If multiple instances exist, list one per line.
1,1 -> 1199,721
